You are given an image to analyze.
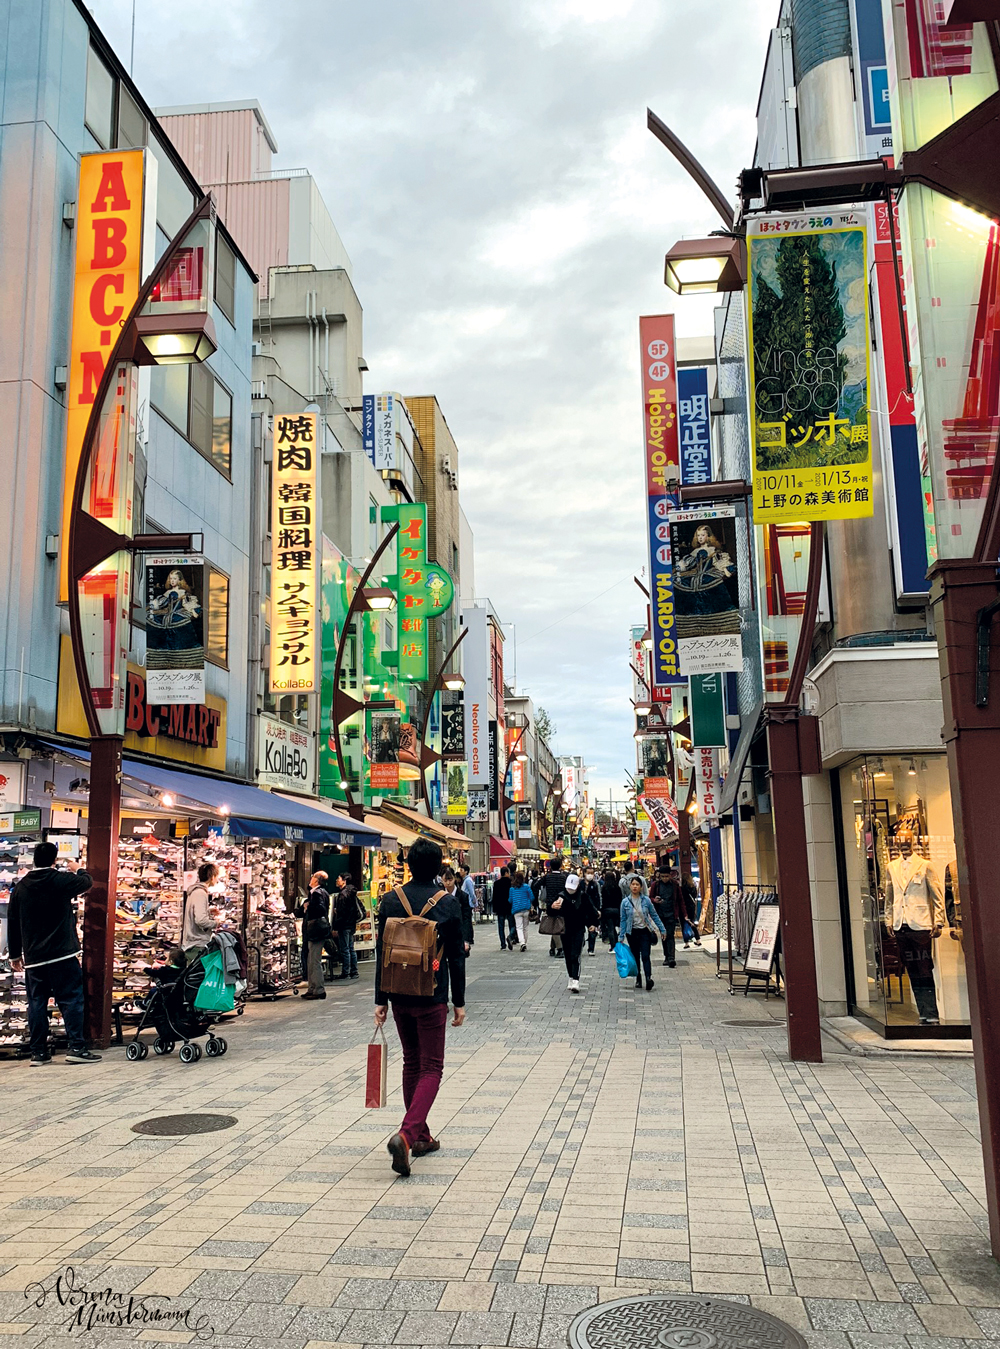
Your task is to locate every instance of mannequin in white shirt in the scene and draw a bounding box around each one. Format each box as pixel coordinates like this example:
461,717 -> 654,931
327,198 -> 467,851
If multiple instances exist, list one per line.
884,828 -> 943,1025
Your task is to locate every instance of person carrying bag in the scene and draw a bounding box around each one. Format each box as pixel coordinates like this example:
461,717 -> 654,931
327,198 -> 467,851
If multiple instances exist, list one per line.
301,871 -> 332,1000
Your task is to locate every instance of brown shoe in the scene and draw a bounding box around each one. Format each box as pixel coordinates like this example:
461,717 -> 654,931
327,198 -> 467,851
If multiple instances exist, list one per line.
387,1132 -> 411,1177
411,1137 -> 441,1157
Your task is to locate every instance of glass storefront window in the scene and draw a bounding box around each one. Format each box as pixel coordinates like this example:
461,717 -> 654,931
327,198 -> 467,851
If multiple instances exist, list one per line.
839,753 -> 968,1034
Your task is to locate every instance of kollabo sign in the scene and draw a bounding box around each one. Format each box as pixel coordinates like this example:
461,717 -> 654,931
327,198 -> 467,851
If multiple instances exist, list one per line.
257,713 -> 316,794
640,315 -> 684,686
61,149 -> 151,600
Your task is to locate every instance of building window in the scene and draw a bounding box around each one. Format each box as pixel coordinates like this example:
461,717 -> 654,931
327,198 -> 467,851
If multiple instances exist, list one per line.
206,567 -> 229,668
150,366 -> 232,478
116,84 -> 146,149
85,45 -> 115,149
215,234 -> 236,325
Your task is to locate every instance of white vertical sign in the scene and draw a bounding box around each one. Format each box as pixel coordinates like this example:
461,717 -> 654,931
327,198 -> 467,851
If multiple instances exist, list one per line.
375,394 -> 395,471
461,606 -> 489,787
695,746 -> 720,819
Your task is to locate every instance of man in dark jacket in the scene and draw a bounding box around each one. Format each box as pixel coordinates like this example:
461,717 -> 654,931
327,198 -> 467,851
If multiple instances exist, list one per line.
333,871 -> 361,979
375,838 -> 466,1177
649,865 -> 678,967
538,859 -> 598,994
300,871 -> 332,999
492,866 -> 515,951
583,868 -> 602,955
9,842 -> 100,1065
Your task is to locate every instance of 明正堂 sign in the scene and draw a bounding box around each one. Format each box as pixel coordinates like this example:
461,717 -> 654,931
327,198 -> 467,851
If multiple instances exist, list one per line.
271,413 -> 319,694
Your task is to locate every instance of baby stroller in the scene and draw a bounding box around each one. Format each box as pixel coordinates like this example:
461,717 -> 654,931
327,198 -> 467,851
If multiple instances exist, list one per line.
125,946 -> 229,1064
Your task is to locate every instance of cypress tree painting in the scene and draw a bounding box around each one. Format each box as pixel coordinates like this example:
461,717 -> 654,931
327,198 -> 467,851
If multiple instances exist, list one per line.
748,224 -> 873,522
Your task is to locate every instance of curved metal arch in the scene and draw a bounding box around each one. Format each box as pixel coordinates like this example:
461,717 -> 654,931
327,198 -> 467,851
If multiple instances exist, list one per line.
67,193 -> 215,738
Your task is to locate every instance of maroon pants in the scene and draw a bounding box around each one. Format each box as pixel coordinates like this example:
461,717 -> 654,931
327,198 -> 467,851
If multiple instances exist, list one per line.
392,1001 -> 448,1148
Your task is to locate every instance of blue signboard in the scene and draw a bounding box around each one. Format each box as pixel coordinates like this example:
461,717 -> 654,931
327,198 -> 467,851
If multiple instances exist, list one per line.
853,0 -> 893,156
362,394 -> 375,465
677,367 -> 712,485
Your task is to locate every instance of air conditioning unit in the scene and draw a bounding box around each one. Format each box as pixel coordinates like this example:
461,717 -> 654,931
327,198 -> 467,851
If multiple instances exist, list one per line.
251,341 -> 263,357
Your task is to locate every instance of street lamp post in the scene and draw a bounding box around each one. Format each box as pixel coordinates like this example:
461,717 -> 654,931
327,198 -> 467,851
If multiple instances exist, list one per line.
67,194 -> 223,1048
416,625 -> 469,818
328,526 -> 400,822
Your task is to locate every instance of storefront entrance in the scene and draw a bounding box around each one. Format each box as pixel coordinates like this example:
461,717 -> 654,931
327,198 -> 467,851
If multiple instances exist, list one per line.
837,753 -> 969,1037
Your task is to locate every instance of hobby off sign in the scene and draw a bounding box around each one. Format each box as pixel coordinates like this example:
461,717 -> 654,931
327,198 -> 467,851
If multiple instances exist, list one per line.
257,713 -> 316,795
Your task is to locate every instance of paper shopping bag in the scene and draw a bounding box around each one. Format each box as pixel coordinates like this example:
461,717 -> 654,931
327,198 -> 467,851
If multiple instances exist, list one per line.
366,1026 -> 388,1108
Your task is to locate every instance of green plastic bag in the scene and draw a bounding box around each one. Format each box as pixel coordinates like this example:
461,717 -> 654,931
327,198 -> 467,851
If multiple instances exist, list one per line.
193,948 -> 235,1013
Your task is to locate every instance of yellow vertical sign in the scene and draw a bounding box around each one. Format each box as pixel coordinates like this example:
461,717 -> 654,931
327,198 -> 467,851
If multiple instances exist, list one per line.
60,150 -> 146,599
747,219 -> 873,523
270,412 -> 319,694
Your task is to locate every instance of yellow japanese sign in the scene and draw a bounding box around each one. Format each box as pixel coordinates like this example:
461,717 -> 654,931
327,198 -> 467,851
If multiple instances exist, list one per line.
747,217 -> 873,523
60,150 -> 148,599
270,412 -> 319,694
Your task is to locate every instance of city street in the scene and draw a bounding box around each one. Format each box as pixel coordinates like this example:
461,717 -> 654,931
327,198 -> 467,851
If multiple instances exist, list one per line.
0,937 -> 996,1349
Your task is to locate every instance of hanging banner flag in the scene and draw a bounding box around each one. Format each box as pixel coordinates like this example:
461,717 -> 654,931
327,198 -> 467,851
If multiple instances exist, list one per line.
384,503 -> 430,682
695,746 -> 721,819
517,805 -> 532,839
678,367 -> 712,485
640,792 -> 679,840
640,315 -> 685,686
461,606 -> 489,786
369,708 -> 401,790
689,672 -> 727,747
271,412 -> 319,694
630,625 -> 651,704
446,761 -> 469,817
488,719 -> 499,810
441,693 -> 465,758
467,788 -> 488,823
668,507 -> 742,675
145,555 -> 206,704
642,738 -> 671,798
362,395 -> 376,465
510,756 -> 526,803
747,215 -> 873,523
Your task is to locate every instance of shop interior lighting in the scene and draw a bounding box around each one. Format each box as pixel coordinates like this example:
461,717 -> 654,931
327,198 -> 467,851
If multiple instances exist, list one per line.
161,793 -> 174,808
220,805 -> 230,816
442,671 -> 465,691
907,759 -> 917,776
338,779 -> 349,790
687,801 -> 698,813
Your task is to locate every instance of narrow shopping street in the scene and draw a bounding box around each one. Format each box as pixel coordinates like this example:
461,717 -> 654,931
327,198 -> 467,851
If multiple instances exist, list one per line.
0,937 -> 994,1349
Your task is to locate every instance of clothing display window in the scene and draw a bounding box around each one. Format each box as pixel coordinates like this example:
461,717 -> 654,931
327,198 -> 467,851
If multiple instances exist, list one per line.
838,753 -> 968,1036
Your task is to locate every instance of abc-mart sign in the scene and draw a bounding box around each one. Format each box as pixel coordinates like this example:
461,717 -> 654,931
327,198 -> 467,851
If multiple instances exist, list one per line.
257,713 -> 316,795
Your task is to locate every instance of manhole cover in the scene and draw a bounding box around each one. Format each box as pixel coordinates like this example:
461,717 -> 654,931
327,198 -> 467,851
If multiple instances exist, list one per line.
131,1113 -> 238,1136
721,1019 -> 786,1027
570,1295 -> 807,1349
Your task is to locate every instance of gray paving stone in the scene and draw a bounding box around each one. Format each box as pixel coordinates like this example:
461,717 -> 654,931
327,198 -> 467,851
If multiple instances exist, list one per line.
450,1311 -> 515,1344
385,1280 -> 448,1311
342,1310 -> 406,1343
490,1286 -> 547,1313
284,1306 -> 352,1340
395,1311 -> 460,1343
543,1286 -> 600,1313
226,1302 -> 298,1338
807,1301 -> 869,1331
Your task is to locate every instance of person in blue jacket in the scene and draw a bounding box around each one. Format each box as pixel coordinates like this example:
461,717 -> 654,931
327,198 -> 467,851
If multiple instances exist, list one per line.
619,877 -> 668,992
509,870 -> 534,951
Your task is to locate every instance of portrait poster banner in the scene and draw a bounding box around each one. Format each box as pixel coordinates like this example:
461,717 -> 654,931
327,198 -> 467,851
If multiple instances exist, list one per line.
642,737 -> 671,798
446,761 -> 469,818
441,693 -> 465,758
145,555 -> 206,704
640,315 -> 684,686
271,412 -> 319,694
517,805 -> 532,839
369,708 -> 401,790
747,216 -> 873,523
667,508 -> 742,676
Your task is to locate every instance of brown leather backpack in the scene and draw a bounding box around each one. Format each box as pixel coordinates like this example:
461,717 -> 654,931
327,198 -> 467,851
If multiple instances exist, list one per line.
380,886 -> 445,997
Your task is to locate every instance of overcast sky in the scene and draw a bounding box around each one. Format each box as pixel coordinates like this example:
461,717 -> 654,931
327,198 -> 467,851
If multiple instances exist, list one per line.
92,0 -> 775,808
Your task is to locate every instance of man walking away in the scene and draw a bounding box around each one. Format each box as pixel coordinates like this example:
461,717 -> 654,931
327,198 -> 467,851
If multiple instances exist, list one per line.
492,866 -> 516,950
9,842 -> 101,1065
649,865 -> 678,967
583,868 -> 602,954
619,863 -> 648,897
375,838 -> 466,1177
458,864 -> 476,952
600,870 -> 621,948
333,871 -> 361,978
538,858 -> 598,994
301,871 -> 332,999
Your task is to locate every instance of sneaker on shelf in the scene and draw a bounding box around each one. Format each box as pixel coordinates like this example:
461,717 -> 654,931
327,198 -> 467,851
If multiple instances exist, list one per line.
65,1049 -> 102,1064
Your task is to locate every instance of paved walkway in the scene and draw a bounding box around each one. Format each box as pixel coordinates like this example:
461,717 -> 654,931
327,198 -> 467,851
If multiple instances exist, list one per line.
0,929 -> 996,1348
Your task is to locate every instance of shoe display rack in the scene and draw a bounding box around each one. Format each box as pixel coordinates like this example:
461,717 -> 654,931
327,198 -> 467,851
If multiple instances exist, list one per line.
113,836 -> 184,1020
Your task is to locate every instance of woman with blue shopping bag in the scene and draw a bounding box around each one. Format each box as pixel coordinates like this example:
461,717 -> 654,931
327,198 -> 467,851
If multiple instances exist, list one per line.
619,877 -> 668,992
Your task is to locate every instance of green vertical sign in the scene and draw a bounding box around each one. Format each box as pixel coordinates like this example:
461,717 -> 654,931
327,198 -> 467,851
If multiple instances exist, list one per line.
689,673 -> 726,747
383,503 -> 429,682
